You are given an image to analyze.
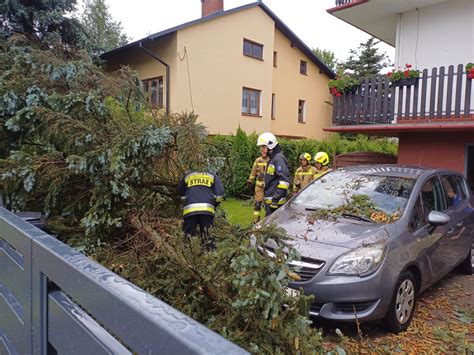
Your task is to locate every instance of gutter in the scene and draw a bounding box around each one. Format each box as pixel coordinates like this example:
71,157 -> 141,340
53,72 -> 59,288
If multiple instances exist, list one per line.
139,41 -> 170,114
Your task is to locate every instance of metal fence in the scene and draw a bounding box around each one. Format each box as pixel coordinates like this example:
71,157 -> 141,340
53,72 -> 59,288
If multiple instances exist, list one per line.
0,207 -> 247,354
332,64 -> 474,125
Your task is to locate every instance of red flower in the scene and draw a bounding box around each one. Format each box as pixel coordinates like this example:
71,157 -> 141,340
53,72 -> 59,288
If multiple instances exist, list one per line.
404,70 -> 410,78
387,72 -> 392,78
469,67 -> 474,74
468,73 -> 474,80
405,64 -> 412,69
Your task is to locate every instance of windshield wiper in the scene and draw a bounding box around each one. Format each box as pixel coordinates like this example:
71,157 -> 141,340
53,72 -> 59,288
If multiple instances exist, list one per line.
341,213 -> 373,223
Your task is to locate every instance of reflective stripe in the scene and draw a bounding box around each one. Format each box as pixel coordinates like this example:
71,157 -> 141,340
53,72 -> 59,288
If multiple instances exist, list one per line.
264,197 -> 286,205
257,163 -> 267,167
183,203 -> 215,216
185,173 -> 214,187
256,181 -> 264,187
253,211 -> 261,216
277,181 -> 290,190
214,195 -> 224,202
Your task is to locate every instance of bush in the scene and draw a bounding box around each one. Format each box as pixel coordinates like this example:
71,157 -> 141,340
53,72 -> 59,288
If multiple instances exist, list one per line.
209,131 -> 398,197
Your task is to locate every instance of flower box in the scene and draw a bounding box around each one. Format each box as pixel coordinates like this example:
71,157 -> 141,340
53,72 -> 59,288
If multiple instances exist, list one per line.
392,77 -> 419,87
467,63 -> 474,80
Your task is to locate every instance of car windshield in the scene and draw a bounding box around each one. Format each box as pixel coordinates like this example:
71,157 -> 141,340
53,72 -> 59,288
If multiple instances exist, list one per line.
292,172 -> 416,223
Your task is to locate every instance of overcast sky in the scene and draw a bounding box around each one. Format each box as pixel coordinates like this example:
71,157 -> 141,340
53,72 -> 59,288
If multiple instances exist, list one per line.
102,0 -> 394,64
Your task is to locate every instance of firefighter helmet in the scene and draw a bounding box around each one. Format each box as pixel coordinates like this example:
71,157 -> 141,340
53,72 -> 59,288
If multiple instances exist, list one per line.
257,132 -> 278,150
314,152 -> 330,166
299,153 -> 312,162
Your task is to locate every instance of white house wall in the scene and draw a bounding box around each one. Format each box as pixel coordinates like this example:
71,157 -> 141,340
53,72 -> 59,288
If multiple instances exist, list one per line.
395,0 -> 474,71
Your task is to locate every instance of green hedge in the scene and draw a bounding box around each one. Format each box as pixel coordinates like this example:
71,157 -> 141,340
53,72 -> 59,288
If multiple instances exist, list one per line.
208,129 -> 398,198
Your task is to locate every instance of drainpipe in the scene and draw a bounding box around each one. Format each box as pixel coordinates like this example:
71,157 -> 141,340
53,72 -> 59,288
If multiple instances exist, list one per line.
139,41 -> 170,114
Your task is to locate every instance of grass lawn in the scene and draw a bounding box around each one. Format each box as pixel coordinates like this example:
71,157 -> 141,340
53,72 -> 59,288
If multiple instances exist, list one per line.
221,198 -> 263,228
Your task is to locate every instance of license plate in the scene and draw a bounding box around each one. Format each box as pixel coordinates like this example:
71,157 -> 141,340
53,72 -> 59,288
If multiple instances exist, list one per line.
284,287 -> 300,297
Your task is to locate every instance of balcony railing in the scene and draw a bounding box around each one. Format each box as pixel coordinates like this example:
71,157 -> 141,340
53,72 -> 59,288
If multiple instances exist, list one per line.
332,64 -> 474,126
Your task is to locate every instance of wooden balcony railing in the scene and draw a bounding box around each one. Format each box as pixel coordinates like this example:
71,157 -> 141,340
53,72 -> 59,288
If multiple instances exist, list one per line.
332,64 -> 474,126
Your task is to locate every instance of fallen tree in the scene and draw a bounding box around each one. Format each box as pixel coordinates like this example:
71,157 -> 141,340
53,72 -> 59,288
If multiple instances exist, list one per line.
0,9 -> 325,352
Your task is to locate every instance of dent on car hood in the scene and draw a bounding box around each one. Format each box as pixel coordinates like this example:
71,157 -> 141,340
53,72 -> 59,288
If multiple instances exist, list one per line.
263,204 -> 391,249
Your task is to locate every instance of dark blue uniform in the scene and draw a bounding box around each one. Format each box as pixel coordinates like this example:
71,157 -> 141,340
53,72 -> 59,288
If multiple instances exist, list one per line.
263,145 -> 290,216
177,171 -> 224,239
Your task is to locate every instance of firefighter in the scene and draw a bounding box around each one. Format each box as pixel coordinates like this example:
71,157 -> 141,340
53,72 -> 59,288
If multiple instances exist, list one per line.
256,132 -> 290,216
247,146 -> 270,224
293,152 -> 317,193
177,170 -> 224,248
313,151 -> 333,179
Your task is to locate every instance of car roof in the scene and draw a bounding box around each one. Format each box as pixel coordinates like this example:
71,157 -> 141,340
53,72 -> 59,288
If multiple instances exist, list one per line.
334,164 -> 456,179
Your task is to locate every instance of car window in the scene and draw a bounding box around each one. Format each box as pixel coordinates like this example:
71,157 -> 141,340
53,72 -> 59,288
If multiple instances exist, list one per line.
454,175 -> 468,201
421,177 -> 446,213
440,175 -> 464,209
411,195 -> 425,230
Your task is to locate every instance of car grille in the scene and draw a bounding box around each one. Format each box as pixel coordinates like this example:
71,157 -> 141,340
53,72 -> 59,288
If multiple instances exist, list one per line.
289,256 -> 325,282
334,301 -> 375,314
258,246 -> 325,282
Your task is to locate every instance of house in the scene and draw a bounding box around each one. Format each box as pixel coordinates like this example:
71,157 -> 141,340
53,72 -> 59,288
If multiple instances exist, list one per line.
101,1 -> 335,140
325,0 -> 474,189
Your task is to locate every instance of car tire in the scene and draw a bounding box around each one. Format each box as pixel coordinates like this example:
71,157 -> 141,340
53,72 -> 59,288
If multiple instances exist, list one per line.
383,270 -> 417,333
457,245 -> 472,275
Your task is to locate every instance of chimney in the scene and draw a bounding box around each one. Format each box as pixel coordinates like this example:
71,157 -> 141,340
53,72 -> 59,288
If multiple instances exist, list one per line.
201,0 -> 223,17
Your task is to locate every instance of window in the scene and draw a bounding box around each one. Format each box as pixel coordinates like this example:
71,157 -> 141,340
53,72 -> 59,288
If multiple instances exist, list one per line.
411,177 -> 446,230
421,177 -> 446,214
440,175 -> 465,209
300,60 -> 307,75
271,94 -> 276,119
243,39 -> 263,60
467,146 -> 474,191
242,88 -> 261,116
298,100 -> 306,123
143,77 -> 164,108
273,51 -> 278,67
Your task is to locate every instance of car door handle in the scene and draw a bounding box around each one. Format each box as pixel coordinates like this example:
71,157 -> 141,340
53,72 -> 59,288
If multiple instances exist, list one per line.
456,222 -> 463,228
447,228 -> 455,235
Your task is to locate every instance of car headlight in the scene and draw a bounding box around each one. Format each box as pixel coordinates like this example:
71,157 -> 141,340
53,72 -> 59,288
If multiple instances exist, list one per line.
327,242 -> 386,277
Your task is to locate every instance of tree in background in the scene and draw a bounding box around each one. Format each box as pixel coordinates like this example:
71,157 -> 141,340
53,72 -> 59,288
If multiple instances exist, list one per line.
79,0 -> 129,55
340,37 -> 391,78
0,0 -> 84,46
313,47 -> 338,72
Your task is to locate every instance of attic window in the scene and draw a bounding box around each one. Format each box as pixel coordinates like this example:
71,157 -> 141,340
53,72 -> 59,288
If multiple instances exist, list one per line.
243,39 -> 263,60
300,60 -> 307,75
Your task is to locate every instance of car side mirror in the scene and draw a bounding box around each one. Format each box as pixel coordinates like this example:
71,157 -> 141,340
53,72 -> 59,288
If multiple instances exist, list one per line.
427,211 -> 451,226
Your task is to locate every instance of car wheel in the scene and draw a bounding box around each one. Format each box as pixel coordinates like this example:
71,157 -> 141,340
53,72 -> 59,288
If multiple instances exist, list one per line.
383,270 -> 417,333
456,245 -> 472,275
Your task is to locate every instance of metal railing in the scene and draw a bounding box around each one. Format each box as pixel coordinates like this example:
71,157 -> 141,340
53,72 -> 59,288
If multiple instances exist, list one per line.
332,64 -> 474,126
0,207 -> 247,354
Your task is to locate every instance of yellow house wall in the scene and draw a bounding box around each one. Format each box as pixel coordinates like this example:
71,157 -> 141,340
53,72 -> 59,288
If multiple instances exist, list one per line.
271,29 -> 333,140
175,7 -> 274,135
104,34 -> 177,111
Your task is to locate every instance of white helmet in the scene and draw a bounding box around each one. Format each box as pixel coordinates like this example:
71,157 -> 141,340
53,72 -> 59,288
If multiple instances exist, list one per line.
257,132 -> 278,150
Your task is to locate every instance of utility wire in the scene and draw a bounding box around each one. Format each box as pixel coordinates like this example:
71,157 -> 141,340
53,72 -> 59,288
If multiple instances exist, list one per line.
177,47 -> 195,111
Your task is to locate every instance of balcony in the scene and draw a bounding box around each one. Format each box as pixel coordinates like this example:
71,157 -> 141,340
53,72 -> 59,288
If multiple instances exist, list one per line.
327,0 -> 448,46
330,64 -> 474,134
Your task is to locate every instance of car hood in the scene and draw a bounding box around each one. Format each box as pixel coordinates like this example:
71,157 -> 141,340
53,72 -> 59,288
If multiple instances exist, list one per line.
263,204 -> 392,249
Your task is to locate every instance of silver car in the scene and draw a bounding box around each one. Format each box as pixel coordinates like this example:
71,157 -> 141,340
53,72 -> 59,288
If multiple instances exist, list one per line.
263,165 -> 473,333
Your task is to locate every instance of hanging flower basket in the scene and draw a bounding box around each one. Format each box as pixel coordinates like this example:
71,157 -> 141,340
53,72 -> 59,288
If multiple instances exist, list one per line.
387,64 -> 420,86
466,63 -> 474,80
